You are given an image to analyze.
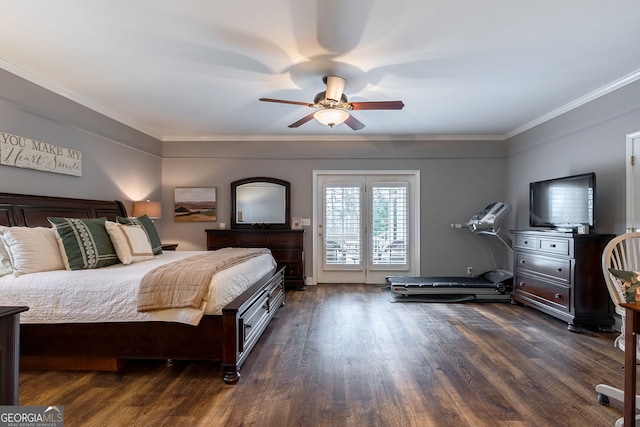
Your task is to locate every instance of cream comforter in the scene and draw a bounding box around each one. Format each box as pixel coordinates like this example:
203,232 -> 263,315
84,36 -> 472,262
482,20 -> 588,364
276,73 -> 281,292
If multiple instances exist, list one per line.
0,250 -> 276,326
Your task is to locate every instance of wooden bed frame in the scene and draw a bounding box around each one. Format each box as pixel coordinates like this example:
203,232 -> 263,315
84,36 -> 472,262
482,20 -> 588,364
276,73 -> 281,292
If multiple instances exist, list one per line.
0,192 -> 285,384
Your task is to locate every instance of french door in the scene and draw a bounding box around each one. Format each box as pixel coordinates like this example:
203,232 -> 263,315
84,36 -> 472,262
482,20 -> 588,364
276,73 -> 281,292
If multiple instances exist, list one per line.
626,131 -> 640,232
314,172 -> 419,284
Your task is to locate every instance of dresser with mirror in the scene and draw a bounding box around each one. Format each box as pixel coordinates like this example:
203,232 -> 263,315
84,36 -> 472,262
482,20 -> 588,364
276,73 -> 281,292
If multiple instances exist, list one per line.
206,177 -> 306,290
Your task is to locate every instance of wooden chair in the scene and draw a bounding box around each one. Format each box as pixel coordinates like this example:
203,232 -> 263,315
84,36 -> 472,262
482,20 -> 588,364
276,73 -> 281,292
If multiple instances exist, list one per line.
595,232 -> 640,425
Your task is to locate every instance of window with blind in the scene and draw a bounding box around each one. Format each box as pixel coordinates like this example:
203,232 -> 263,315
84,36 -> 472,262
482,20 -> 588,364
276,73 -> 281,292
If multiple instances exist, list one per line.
370,183 -> 408,265
324,184 -> 362,265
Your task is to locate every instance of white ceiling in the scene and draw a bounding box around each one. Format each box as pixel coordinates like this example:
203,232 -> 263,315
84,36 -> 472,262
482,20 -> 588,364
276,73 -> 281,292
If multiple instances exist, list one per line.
1,0 -> 640,141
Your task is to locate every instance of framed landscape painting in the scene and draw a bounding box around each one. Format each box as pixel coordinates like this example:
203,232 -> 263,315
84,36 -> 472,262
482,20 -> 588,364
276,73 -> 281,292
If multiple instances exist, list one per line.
174,187 -> 217,222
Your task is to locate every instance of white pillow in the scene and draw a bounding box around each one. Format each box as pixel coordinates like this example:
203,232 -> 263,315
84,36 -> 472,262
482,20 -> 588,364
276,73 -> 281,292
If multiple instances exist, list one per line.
0,239 -> 12,277
0,226 -> 65,275
105,221 -> 154,265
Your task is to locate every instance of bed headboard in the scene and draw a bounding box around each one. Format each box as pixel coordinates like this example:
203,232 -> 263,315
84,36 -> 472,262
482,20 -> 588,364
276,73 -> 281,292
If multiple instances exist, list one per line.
0,192 -> 127,227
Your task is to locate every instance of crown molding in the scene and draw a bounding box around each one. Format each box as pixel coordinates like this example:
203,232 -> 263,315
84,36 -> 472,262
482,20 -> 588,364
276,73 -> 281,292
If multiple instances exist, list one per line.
505,69 -> 640,139
161,134 -> 507,142
0,58 -> 162,140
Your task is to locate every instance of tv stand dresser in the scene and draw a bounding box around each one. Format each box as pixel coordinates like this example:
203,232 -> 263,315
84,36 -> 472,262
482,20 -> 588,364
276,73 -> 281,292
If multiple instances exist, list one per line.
206,229 -> 306,290
511,230 -> 614,332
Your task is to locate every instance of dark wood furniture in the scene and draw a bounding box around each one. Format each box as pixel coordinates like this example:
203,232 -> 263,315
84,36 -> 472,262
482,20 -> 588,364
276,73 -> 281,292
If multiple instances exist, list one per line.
0,192 -> 284,384
0,306 -> 28,405
231,177 -> 291,229
621,302 -> 640,427
207,229 -> 306,290
511,230 -> 614,331
161,243 -> 178,251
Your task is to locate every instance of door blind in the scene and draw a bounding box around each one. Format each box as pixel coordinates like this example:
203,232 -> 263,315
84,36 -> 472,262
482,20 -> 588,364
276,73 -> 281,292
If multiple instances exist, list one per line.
324,184 -> 361,265
370,183 -> 408,265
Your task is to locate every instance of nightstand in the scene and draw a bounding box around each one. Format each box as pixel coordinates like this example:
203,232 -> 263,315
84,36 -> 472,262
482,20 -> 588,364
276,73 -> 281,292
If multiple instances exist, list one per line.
0,306 -> 29,405
161,243 -> 178,251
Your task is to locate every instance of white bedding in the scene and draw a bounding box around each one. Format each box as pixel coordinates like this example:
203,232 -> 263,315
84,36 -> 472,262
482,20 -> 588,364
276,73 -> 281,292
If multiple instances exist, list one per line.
0,251 -> 276,326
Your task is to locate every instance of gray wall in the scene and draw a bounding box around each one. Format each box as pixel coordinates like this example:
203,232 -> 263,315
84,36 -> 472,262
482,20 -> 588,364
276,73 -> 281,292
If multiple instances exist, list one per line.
4,66 -> 639,283
0,70 -> 162,218
505,79 -> 640,235
161,139 -> 509,279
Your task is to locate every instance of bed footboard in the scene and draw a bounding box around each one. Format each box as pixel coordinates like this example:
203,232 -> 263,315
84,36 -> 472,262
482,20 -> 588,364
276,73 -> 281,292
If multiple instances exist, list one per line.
221,267 -> 285,384
19,267 -> 285,383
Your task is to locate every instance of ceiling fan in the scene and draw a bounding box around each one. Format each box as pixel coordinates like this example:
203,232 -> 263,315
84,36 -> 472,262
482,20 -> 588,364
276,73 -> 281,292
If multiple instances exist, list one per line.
259,75 -> 404,131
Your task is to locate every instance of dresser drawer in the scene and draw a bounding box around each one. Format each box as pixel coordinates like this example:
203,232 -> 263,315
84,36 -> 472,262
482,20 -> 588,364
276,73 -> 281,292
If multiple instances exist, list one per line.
270,233 -> 302,246
514,274 -> 570,312
514,235 -> 538,251
282,263 -> 302,278
538,238 -> 571,256
268,280 -> 285,311
208,234 -> 238,247
240,294 -> 270,352
271,248 -> 302,263
515,253 -> 571,283
238,233 -> 271,245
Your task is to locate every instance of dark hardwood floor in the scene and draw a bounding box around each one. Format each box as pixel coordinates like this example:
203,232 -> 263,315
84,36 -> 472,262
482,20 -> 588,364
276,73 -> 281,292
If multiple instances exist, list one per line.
19,285 -> 625,426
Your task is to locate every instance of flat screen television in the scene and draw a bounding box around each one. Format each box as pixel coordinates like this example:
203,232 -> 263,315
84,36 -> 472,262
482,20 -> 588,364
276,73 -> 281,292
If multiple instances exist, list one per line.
529,172 -> 595,231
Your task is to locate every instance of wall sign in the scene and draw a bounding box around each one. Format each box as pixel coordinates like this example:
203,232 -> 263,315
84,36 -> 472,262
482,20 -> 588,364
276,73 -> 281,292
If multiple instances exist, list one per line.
0,131 -> 82,176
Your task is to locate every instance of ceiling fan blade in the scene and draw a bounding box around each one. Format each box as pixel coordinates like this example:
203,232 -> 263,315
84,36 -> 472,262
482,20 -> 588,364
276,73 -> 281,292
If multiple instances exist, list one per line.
288,112 -> 316,128
344,114 -> 365,131
259,98 -> 313,107
349,101 -> 405,110
324,75 -> 346,102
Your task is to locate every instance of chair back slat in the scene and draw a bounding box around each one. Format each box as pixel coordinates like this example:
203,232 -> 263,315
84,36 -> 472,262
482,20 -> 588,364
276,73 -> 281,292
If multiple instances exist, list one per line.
603,232 -> 640,312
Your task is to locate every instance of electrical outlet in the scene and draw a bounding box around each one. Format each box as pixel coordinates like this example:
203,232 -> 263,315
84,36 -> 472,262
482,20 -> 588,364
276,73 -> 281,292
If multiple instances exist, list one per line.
301,218 -> 311,226
467,266 -> 473,276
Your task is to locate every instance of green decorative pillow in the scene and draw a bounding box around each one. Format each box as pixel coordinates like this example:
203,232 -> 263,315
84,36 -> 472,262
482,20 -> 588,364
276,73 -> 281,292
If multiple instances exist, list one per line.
48,217 -> 120,270
608,268 -> 640,303
116,215 -> 162,255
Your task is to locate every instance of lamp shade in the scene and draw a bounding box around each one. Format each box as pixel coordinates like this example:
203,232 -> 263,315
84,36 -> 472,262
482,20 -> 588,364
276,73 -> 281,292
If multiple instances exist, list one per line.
132,200 -> 161,219
314,108 -> 349,127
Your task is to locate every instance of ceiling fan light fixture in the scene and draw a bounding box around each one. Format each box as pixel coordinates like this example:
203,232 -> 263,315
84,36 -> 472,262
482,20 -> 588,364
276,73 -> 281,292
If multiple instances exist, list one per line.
260,75 -> 403,131
313,108 -> 350,128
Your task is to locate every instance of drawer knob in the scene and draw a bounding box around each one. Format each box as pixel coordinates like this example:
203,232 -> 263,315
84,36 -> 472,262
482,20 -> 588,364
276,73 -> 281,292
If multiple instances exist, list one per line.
556,268 -> 562,272
520,260 -> 526,264
554,293 -> 561,299
519,282 -> 525,287
523,241 -> 528,244
550,244 -> 556,248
